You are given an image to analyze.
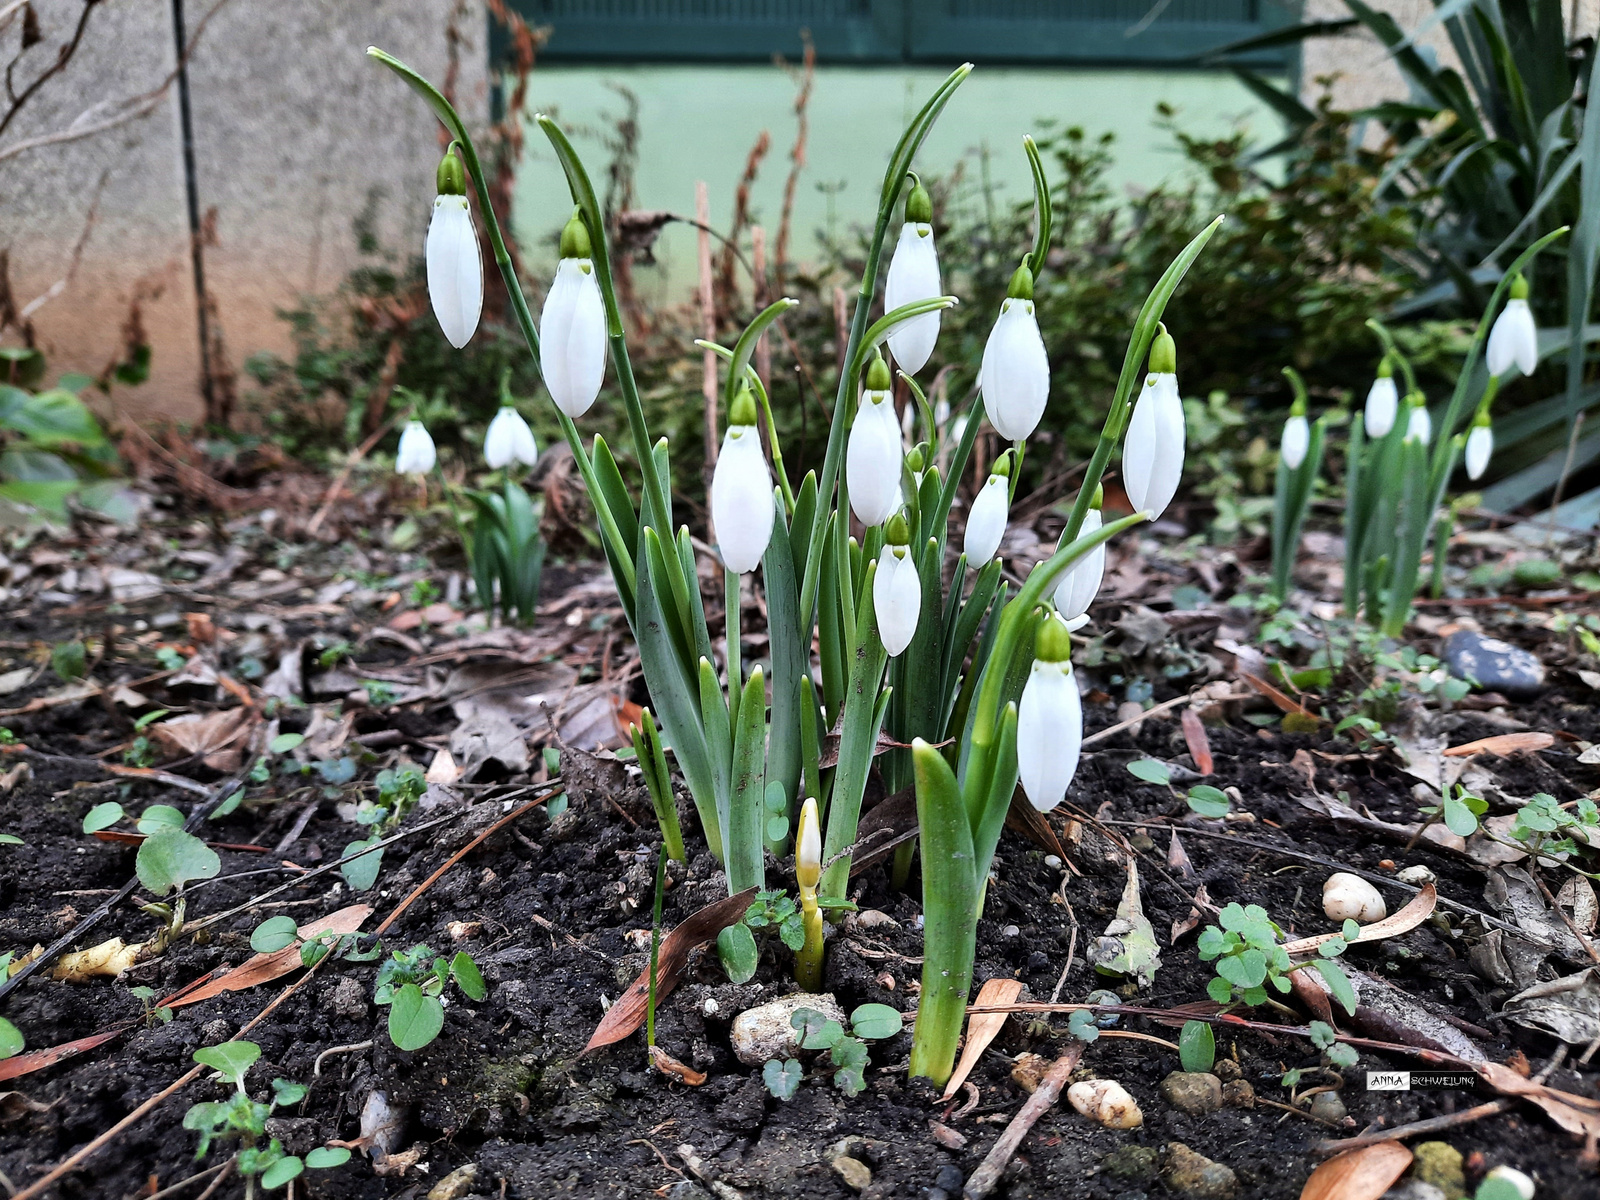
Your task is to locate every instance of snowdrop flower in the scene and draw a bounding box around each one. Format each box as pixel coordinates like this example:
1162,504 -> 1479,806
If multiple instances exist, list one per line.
1486,274 -> 1538,378
484,406 -> 538,469
1052,494 -> 1104,625
709,385 -> 774,574
796,796 -> 822,893
1364,359 -> 1398,438
1122,325 -> 1185,519
1465,410 -> 1493,480
873,513 -> 921,657
395,421 -> 436,475
426,151 -> 483,350
1017,613 -> 1082,812
979,263 -> 1049,442
1281,397 -> 1309,471
847,355 -> 904,527
884,177 -> 941,375
963,451 -> 1011,566
1405,396 -> 1431,445
541,210 -> 607,419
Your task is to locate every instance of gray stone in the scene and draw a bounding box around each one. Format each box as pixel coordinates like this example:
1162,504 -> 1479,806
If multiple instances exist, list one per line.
832,1156 -> 872,1191
1102,1145 -> 1159,1181
1308,1091 -> 1347,1123
1159,1071 -> 1223,1115
934,1164 -> 964,1192
329,975 -> 367,1019
1163,1143 -> 1236,1199
1221,1079 -> 1255,1109
1382,1184 -> 1447,1200
729,993 -> 847,1066
1443,630 -> 1545,698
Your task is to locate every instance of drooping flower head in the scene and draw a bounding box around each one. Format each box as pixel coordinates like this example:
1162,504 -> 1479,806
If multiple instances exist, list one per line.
426,149 -> 483,350
1465,407 -> 1494,481
484,406 -> 539,469
540,209 -> 607,419
1364,356 -> 1398,438
1486,273 -> 1538,379
884,176 -> 941,376
709,383 -> 775,574
1122,324 -> 1185,520
979,262 -> 1049,442
1017,612 -> 1083,812
963,449 -> 1011,567
873,512 -> 921,657
1404,394 -> 1432,445
1281,393 -> 1309,471
1053,485 -> 1105,627
396,421 -> 437,475
847,353 -> 904,528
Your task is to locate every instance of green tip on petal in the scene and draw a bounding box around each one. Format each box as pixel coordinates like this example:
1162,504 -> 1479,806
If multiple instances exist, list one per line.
865,353 -> 892,392
885,512 -> 911,546
729,383 -> 759,427
436,151 -> 467,197
906,175 -> 933,225
1035,614 -> 1073,664
990,449 -> 1013,479
1510,272 -> 1529,301
1091,483 -> 1103,511
1006,262 -> 1034,301
560,208 -> 592,259
1377,355 -> 1393,379
1149,324 -> 1176,374
1289,395 -> 1307,418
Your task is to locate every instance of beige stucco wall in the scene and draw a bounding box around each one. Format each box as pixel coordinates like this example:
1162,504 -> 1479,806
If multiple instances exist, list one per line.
2,0 -> 486,425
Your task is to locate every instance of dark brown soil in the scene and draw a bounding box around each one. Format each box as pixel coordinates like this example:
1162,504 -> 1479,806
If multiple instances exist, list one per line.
3,542 -> 1599,1199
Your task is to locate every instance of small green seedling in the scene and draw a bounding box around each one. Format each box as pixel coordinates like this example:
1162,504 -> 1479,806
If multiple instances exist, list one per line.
248,917 -> 385,969
372,944 -> 485,1051
763,1003 -> 904,1100
341,764 -> 427,891
1179,1020 -> 1215,1072
184,1040 -> 351,1195
1127,759 -> 1231,818
51,639 -> 87,681
1198,902 -> 1357,1016
717,889 -> 855,984
1282,1019 -> 1359,1089
0,990 -> 22,1059
128,985 -> 174,1027
1507,792 -> 1598,859
82,802 -> 220,897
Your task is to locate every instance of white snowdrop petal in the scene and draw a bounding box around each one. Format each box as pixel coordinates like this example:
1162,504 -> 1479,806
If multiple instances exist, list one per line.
426,197 -> 483,349
396,422 -> 436,475
1364,376 -> 1397,437
1487,298 -> 1539,378
1017,661 -> 1082,812
963,475 -> 1009,565
885,224 -> 941,375
1406,405 -> 1432,445
485,408 -> 538,468
873,550 -> 922,657
980,300 -> 1049,442
847,393 -> 904,527
1465,424 -> 1493,480
1053,507 -> 1105,621
1123,373 -> 1184,519
541,259 -> 607,418
1281,415 -> 1309,471
710,426 -> 774,574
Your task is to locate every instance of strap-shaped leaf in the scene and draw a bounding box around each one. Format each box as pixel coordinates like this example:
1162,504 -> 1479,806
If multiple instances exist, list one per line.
763,497 -> 804,843
727,665 -> 768,893
1023,135 -> 1052,279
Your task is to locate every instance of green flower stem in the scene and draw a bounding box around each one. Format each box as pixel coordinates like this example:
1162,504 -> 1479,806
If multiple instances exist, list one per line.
555,411 -> 637,597
633,711 -> 684,862
647,844 -> 666,1050
795,884 -> 823,992
1063,216 -> 1224,543
726,568 -> 742,730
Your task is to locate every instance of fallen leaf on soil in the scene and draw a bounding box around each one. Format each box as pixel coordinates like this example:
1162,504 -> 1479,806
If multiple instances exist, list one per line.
1005,790 -> 1067,861
1292,961 -> 1486,1061
0,762 -> 30,793
1300,1142 -> 1412,1200
150,707 -> 258,763
50,937 -> 142,981
1477,1059 -> 1600,1143
425,747 -> 462,785
0,1028 -> 126,1083
160,904 -> 372,1009
99,764 -> 212,796
1086,862 -> 1161,988
943,977 -> 1024,1099
1167,830 -> 1195,879
584,889 -> 757,1053
648,1045 -> 706,1085
1504,968 -> 1600,1045
1559,876 -> 1599,935
1181,707 -> 1213,775
1443,732 -> 1556,757
1242,672 -> 1315,718
1172,883 -> 1212,945
1282,885 -> 1437,956
1292,790 -> 1466,854
0,667 -> 33,696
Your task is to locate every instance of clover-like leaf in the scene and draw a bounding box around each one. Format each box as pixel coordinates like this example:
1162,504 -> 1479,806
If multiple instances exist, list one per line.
763,1057 -> 802,1101
849,1004 -> 903,1041
306,1146 -> 352,1169
1179,1020 -> 1215,1073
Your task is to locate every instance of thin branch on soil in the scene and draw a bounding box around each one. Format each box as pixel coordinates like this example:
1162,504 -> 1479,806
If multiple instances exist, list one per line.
962,1042 -> 1085,1200
1316,1099 -> 1516,1153
1532,866 -> 1600,965
144,1160 -> 229,1200
312,1040 -> 373,1078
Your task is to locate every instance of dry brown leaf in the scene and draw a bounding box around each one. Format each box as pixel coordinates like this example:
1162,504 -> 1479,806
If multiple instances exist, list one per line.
1443,732 -> 1556,757
1559,876 -> 1600,935
1181,707 -> 1214,775
161,904 -> 372,1009
1478,1060 -> 1600,1142
648,1045 -> 706,1085
150,707 -> 258,768
1172,883 -> 1212,945
1242,672 -> 1314,717
942,977 -> 1024,1099
1300,1142 -> 1412,1200
1282,885 -> 1437,956
0,1028 -> 125,1083
584,889 -> 757,1053
425,747 -> 462,785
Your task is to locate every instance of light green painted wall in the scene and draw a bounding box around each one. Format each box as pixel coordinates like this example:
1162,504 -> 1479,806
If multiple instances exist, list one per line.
511,65 -> 1283,299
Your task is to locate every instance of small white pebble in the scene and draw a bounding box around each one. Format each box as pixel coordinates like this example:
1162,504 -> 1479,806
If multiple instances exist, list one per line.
1044,855 -> 1063,869
1485,1166 -> 1535,1199
1396,865 -> 1437,886
1001,925 -> 1020,938
703,997 -> 720,1017
1323,872 -> 1386,923
1068,1079 -> 1143,1129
